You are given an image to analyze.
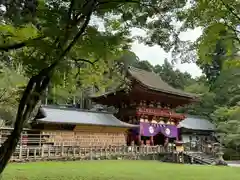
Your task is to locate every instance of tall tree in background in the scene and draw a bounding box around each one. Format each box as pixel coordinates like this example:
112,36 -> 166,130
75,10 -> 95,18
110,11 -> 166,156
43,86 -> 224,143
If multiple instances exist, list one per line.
154,59 -> 193,89
0,64 -> 26,126
0,0 -> 190,173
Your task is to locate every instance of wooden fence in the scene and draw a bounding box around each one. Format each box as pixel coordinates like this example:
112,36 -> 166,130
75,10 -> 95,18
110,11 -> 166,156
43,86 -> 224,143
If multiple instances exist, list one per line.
10,145 -> 174,162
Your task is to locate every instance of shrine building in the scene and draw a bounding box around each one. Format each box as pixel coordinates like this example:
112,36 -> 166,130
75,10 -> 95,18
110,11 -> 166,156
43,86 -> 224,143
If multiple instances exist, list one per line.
90,66 -> 199,146
10,66 -> 199,148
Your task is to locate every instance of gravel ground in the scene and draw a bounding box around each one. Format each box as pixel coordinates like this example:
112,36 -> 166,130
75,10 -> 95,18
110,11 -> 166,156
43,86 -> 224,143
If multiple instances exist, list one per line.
227,161 -> 240,167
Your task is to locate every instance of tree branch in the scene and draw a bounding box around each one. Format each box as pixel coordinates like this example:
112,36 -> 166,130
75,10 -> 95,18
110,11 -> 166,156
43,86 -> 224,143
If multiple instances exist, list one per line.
97,0 -> 162,13
73,58 -> 99,78
59,0 -> 96,59
0,36 -> 45,52
72,58 -> 99,65
220,0 -> 240,22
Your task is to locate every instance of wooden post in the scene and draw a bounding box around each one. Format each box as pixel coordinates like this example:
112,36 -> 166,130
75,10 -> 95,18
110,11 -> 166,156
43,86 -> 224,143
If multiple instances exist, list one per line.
39,133 -> 42,148
34,148 -> 37,160
61,144 -> 64,157
20,133 -> 23,147
19,146 -> 22,160
73,148 -> 76,157
100,148 -> 103,157
79,147 -> 81,157
48,146 -> 51,157
150,136 -> 154,146
90,147 -> 93,160
27,148 -> 30,159
105,148 -> 108,158
41,146 -> 44,158
54,146 -> 58,157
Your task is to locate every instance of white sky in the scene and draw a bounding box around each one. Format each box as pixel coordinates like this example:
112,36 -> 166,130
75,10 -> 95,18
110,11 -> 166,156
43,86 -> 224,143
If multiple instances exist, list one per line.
131,27 -> 203,77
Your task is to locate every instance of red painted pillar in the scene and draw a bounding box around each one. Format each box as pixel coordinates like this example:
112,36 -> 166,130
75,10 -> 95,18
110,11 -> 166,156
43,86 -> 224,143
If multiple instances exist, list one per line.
150,136 -> 154,146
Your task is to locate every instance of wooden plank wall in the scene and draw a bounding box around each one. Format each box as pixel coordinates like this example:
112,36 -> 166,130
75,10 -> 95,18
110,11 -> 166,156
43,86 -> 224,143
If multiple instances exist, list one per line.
42,125 -> 128,147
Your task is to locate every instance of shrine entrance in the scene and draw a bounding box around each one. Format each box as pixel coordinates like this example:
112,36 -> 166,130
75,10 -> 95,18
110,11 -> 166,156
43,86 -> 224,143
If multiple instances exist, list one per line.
153,132 -> 165,146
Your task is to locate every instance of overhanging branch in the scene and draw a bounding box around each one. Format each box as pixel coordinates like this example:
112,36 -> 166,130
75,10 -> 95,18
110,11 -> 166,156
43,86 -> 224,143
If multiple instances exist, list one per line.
72,57 -> 99,65
0,36 -> 45,52
59,0 -> 96,59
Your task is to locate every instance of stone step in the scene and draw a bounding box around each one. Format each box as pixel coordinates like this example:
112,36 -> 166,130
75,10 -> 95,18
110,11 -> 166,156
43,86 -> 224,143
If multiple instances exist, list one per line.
184,152 -> 216,165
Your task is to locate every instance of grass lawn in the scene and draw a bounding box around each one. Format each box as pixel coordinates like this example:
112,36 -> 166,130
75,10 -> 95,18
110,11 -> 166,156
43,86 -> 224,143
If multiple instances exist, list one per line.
2,161 -> 240,180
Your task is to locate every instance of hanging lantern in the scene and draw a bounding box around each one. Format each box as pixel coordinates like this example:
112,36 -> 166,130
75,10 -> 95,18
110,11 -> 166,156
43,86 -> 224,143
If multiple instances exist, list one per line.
149,101 -> 154,107
159,120 -> 165,124
152,116 -> 157,124
159,117 -> 165,124
143,100 -> 147,107
140,116 -> 144,122
144,116 -> 148,122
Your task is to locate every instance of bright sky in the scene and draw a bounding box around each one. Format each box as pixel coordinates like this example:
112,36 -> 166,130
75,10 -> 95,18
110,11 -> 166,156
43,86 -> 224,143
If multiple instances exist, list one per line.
131,27 -> 203,77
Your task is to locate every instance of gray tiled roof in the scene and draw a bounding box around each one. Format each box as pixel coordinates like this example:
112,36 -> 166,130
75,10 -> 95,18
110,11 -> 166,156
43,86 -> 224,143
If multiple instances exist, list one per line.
36,106 -> 138,128
179,116 -> 216,131
128,66 -> 197,98
90,66 -> 198,99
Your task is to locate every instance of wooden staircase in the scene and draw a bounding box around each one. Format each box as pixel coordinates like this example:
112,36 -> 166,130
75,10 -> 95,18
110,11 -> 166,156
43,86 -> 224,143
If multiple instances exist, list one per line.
184,151 -> 216,165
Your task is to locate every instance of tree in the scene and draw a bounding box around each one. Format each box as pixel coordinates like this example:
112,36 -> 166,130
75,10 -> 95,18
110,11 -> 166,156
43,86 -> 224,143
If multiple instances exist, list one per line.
211,106 -> 240,148
154,59 -> 194,89
134,60 -> 154,72
0,64 -> 26,126
0,0 -> 189,173
175,0 -> 240,70
211,68 -> 240,106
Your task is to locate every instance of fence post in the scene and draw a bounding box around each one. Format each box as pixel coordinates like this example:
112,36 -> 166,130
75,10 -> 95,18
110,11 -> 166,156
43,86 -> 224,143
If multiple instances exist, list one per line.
41,146 -> 44,158
19,146 -> 23,160
26,148 -> 30,159
79,147 -> 81,157
73,147 -> 76,157
34,148 -> 37,160
48,146 -> 51,157
90,147 -> 93,160
61,144 -> 64,157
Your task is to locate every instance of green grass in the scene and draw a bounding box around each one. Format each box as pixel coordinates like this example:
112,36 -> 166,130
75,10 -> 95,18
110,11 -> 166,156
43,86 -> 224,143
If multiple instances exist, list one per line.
2,161 -> 240,180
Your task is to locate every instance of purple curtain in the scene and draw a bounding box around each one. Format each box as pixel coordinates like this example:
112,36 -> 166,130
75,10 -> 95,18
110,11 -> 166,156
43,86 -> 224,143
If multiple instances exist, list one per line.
140,122 -> 178,138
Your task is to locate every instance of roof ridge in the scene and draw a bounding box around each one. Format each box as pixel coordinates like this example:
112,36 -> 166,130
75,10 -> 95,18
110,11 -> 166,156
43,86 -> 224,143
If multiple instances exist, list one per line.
128,66 -> 197,98
41,105 -> 113,114
128,66 -> 167,82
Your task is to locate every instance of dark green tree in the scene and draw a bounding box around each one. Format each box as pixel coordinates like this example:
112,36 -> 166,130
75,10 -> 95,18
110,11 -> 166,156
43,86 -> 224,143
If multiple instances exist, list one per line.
0,0 -> 190,173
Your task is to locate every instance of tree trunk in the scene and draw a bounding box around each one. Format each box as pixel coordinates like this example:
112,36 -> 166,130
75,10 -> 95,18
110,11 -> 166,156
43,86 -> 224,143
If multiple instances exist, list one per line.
0,68 -> 51,174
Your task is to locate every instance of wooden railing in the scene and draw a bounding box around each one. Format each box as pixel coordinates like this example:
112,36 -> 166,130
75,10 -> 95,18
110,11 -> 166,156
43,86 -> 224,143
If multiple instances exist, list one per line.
183,140 -> 223,157
10,145 -> 174,162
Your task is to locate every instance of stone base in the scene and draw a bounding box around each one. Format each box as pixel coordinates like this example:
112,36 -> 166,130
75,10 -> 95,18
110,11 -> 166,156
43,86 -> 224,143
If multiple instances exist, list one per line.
212,159 -> 228,166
